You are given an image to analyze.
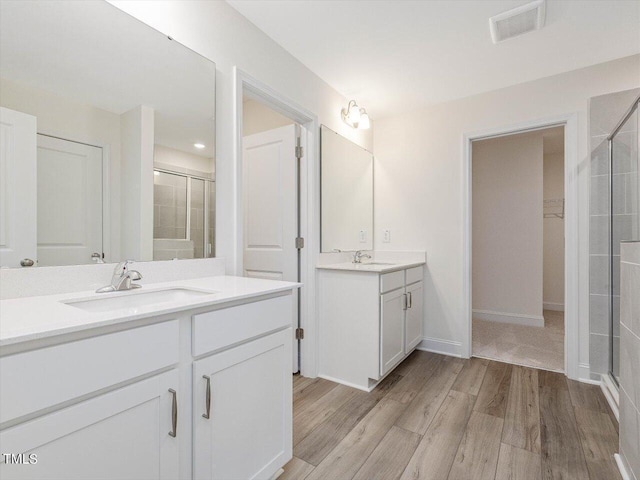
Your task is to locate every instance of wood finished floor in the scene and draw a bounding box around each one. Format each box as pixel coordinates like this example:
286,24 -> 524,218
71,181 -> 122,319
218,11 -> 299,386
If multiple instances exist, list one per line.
282,351 -> 620,480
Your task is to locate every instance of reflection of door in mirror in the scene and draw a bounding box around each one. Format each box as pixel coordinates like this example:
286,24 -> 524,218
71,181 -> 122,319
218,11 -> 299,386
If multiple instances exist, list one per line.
0,107 -> 37,268
37,135 -> 103,267
0,108 -> 103,268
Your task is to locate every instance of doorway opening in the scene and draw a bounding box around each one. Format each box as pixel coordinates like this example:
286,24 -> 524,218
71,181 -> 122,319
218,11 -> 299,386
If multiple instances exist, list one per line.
470,126 -> 565,372
235,68 -> 319,376
241,97 -> 303,373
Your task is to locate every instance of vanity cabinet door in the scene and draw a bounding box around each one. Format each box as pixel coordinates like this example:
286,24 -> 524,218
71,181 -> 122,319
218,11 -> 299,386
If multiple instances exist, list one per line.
193,328 -> 292,480
0,370 -> 179,480
380,288 -> 406,376
405,281 -> 424,352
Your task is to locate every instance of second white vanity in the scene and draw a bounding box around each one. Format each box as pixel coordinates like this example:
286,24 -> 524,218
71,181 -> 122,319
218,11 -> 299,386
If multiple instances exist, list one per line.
317,257 -> 426,391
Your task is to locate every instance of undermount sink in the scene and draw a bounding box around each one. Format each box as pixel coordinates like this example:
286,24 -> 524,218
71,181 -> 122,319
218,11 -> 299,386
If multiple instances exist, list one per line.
359,262 -> 396,266
62,287 -> 217,313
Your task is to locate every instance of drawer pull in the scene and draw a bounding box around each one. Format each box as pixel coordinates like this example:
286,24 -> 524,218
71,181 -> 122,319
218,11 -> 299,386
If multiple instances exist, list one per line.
168,388 -> 177,437
202,375 -> 211,419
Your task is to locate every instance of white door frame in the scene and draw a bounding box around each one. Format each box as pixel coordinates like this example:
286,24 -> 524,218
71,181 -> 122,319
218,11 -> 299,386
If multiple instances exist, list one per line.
233,67 -> 319,377
462,113 -> 579,380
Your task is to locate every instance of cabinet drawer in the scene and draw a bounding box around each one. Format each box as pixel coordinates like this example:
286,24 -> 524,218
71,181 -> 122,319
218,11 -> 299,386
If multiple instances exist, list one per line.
192,294 -> 292,357
0,320 -> 179,424
406,266 -> 423,285
380,271 -> 404,293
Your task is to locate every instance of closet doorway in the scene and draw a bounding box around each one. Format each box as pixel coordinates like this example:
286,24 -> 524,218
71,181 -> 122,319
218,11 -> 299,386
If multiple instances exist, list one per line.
469,126 -> 566,373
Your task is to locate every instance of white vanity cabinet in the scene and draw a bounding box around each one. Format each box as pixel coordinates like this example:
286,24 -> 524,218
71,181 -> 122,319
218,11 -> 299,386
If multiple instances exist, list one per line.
380,267 -> 424,376
0,287 -> 296,480
380,287 -> 406,375
0,370 -> 180,480
0,321 -> 181,480
318,263 -> 425,391
405,280 -> 424,351
193,329 -> 292,480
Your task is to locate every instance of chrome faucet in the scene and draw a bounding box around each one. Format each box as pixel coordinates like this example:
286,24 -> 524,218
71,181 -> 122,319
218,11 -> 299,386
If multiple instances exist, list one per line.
96,260 -> 143,293
352,250 -> 372,264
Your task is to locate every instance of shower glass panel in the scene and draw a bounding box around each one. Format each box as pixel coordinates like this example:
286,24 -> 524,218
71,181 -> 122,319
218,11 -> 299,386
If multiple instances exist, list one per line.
153,169 -> 215,260
153,171 -> 188,239
208,181 -> 216,257
609,98 -> 640,385
190,178 -> 206,258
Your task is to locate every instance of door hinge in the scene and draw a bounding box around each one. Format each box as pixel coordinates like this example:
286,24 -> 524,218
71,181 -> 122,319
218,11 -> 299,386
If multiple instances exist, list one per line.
295,237 -> 305,249
295,328 -> 304,340
295,145 -> 304,159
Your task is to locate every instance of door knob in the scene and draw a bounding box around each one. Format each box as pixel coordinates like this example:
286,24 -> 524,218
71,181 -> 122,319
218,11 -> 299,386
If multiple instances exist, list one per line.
91,252 -> 105,264
20,258 -> 35,267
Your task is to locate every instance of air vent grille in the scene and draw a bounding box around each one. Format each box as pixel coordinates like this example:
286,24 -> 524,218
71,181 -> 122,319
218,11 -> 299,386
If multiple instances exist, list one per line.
490,0 -> 546,44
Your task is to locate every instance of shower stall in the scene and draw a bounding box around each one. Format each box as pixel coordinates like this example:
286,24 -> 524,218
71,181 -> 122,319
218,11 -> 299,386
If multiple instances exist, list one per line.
153,168 -> 216,260
608,94 -> 640,386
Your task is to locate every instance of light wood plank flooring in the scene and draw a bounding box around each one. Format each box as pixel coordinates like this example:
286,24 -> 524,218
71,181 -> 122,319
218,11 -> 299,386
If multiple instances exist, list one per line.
282,351 -> 620,480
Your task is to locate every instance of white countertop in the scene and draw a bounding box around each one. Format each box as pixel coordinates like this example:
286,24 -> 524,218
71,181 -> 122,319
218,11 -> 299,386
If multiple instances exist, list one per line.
0,276 -> 300,347
316,260 -> 425,273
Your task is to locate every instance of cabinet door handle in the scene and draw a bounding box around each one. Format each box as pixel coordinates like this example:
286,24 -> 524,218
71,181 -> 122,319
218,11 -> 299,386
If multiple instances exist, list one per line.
408,291 -> 412,309
402,293 -> 408,311
202,375 -> 211,419
168,388 -> 177,437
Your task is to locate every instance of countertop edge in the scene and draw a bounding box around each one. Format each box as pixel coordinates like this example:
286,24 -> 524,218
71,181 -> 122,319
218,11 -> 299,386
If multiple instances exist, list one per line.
316,261 -> 426,274
0,277 -> 301,348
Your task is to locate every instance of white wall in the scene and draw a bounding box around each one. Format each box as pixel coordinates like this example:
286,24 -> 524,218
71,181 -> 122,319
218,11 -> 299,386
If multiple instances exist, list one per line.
120,105 -> 154,261
543,152 -> 565,309
0,77 -> 122,262
242,99 -> 293,136
154,144 -> 214,175
109,0 -> 373,273
374,54 -> 640,374
472,131 -> 544,325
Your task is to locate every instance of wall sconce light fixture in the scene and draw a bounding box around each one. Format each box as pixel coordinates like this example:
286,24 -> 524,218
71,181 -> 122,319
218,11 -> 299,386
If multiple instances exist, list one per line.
341,100 -> 370,130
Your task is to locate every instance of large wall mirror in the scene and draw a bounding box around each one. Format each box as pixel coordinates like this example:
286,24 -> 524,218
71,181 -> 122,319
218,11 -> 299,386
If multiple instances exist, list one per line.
0,1 -> 216,268
320,126 -> 373,252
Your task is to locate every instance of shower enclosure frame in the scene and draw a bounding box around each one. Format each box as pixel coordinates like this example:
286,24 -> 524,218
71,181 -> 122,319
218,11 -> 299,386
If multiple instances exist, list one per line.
607,94 -> 640,388
153,167 -> 216,258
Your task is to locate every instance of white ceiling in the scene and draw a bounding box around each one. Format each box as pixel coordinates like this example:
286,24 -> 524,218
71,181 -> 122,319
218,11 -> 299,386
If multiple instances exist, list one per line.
0,1 -> 216,158
227,0 -> 640,120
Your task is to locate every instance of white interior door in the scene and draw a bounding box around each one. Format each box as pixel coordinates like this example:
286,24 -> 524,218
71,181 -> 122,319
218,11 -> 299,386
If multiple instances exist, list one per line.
36,135 -> 103,266
243,124 -> 299,372
0,107 -> 37,268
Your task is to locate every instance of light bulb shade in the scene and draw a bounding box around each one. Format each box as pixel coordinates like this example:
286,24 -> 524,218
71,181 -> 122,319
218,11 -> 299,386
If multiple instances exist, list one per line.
358,111 -> 370,130
347,104 -> 361,125
342,100 -> 370,129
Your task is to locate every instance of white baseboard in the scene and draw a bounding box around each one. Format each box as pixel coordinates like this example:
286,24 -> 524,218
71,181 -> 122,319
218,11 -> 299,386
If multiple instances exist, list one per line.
317,374 -> 371,392
577,362 -> 593,383
417,337 -> 463,357
601,374 -> 620,422
473,309 -> 544,327
543,302 -> 565,312
615,454 -> 631,480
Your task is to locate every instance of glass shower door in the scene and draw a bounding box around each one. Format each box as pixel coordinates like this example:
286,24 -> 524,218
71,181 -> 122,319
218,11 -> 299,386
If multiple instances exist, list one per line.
610,100 -> 639,384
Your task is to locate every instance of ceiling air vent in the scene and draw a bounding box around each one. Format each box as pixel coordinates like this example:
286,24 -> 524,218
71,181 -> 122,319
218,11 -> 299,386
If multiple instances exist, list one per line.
489,0 -> 546,44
